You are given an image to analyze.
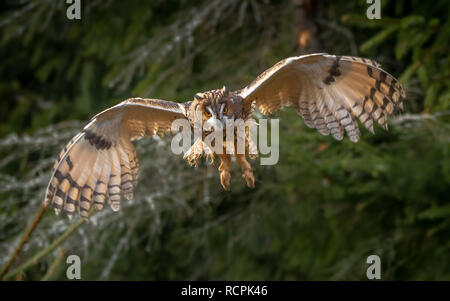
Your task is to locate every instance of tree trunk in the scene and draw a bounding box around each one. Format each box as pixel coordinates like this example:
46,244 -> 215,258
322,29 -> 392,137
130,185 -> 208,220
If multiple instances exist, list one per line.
292,0 -> 321,53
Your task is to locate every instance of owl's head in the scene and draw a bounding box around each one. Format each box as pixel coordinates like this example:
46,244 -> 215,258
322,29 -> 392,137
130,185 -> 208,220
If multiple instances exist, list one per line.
191,86 -> 238,131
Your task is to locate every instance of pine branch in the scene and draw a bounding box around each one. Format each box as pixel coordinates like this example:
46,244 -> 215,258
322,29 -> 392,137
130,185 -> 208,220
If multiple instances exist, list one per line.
0,203 -> 48,279
3,212 -> 92,280
41,248 -> 66,281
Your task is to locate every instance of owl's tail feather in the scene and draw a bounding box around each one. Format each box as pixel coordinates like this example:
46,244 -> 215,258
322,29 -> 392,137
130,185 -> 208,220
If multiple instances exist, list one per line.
45,126 -> 138,220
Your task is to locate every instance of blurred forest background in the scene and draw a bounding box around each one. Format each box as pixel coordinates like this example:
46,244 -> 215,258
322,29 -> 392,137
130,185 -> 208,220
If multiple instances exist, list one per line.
0,0 -> 449,280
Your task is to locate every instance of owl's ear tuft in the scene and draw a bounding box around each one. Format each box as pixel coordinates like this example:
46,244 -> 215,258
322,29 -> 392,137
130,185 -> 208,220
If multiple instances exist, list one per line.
221,86 -> 230,95
194,93 -> 203,101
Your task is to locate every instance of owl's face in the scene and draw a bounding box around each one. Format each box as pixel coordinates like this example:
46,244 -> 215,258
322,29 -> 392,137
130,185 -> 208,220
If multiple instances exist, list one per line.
191,86 -> 238,132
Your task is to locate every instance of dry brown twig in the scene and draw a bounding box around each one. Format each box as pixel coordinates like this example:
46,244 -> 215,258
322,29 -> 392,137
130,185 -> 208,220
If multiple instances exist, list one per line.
0,203 -> 49,279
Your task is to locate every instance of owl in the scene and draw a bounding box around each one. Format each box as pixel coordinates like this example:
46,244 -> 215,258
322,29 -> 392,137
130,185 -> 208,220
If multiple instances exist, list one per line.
44,54 -> 406,219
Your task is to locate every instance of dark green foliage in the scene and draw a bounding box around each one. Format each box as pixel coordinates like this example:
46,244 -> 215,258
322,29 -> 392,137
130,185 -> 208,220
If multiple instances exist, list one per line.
0,0 -> 449,280
342,0 -> 450,114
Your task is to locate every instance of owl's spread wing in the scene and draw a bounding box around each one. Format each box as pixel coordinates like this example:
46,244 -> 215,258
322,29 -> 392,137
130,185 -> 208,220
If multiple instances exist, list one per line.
239,53 -> 406,142
45,98 -> 188,219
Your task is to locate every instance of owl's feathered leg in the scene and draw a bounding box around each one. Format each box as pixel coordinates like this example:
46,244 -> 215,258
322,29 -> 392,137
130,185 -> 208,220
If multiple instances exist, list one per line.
235,154 -> 255,188
245,129 -> 259,160
184,138 -> 204,167
217,154 -> 231,191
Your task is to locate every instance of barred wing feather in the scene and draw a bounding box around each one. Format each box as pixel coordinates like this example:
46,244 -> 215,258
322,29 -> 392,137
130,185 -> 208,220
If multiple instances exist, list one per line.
44,98 -> 187,219
239,53 -> 406,142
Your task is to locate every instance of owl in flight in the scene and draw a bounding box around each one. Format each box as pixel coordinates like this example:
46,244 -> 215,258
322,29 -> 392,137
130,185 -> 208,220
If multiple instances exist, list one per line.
45,54 -> 405,219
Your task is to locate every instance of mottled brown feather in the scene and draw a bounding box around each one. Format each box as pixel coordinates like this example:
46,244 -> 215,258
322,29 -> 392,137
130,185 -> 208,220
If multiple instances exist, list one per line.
45,98 -> 187,219
238,53 -> 405,142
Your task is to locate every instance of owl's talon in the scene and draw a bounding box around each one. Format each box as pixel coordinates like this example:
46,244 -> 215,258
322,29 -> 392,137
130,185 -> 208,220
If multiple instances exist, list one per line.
242,171 -> 255,189
218,154 -> 231,191
220,171 -> 231,191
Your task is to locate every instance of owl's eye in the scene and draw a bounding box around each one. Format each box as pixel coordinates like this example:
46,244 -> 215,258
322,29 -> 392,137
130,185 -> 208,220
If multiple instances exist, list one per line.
204,111 -> 212,117
222,107 -> 228,114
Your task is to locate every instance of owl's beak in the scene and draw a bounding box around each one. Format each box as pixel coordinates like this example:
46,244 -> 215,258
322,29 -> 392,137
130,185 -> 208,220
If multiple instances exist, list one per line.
204,116 -> 224,131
